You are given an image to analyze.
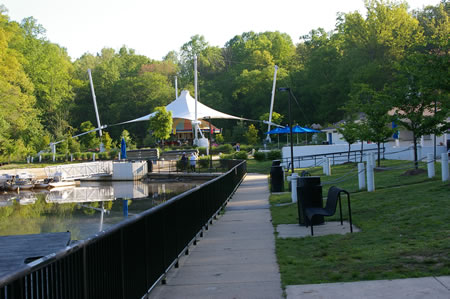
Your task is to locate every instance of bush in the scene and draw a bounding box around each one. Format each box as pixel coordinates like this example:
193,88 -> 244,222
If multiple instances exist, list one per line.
239,144 -> 252,152
254,151 -> 267,161
214,144 -> 233,154
234,151 -> 248,160
267,150 -> 282,160
219,153 -> 234,160
198,147 -> 207,155
109,149 -> 118,160
73,152 -> 81,160
98,152 -> 107,160
81,153 -> 88,160
40,153 -> 52,162
198,155 -> 211,168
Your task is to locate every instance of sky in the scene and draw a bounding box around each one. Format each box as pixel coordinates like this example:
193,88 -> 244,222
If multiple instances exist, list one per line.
1,0 -> 442,61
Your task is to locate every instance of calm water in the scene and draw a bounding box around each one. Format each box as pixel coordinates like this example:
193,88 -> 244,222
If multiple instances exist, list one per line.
0,180 -> 205,240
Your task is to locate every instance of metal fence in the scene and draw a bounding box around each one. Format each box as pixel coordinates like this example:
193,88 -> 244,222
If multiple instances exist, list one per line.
150,158 -> 238,174
0,160 -> 247,299
281,147 -> 386,169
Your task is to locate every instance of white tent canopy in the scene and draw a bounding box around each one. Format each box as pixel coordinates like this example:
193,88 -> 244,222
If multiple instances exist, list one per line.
119,90 -> 243,125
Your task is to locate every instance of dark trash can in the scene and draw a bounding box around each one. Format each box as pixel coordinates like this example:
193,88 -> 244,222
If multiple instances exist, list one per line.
147,160 -> 153,173
297,176 -> 324,226
270,160 -> 284,192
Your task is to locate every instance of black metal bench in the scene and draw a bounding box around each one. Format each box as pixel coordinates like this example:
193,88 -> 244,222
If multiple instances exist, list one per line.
305,186 -> 353,236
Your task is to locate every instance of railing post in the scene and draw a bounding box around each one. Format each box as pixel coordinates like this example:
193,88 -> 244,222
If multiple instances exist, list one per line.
358,162 -> 366,190
442,153 -> 449,182
427,153 -> 435,178
367,156 -> 375,192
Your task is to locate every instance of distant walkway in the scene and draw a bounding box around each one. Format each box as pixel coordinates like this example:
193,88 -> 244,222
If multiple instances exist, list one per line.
148,173 -> 283,299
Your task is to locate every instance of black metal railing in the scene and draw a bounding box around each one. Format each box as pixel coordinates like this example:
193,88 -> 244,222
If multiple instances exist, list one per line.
0,160 -> 247,299
150,158 -> 238,174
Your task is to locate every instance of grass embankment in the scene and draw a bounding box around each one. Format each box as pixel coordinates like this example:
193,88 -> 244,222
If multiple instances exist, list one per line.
270,160 -> 450,287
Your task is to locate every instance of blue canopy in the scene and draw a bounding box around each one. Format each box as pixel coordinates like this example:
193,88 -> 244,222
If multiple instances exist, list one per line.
266,126 -> 320,134
265,127 -> 289,134
121,137 -> 127,159
293,125 -> 320,133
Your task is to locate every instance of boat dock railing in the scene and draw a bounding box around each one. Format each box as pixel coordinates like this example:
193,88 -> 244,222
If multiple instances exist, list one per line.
44,161 -> 113,180
0,160 -> 247,299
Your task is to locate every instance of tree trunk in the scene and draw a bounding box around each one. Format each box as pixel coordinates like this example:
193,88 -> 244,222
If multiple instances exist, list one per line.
413,134 -> 418,169
348,143 -> 351,162
360,141 -> 364,163
377,142 -> 381,167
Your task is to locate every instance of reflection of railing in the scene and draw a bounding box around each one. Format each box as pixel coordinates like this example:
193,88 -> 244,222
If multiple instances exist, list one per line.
0,160 -> 247,298
46,186 -> 115,203
44,161 -> 113,179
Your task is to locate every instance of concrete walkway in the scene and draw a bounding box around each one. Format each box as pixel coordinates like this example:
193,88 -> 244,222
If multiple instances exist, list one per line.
148,172 -> 450,299
148,173 -> 283,299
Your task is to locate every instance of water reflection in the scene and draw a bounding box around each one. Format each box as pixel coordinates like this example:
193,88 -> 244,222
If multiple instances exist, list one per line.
0,180 -> 205,240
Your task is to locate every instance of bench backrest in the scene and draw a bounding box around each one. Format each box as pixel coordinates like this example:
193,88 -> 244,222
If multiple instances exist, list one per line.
324,186 -> 342,214
126,149 -> 159,160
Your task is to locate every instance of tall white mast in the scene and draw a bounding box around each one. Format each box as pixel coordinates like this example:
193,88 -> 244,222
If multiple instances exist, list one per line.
194,55 -> 199,143
175,75 -> 178,98
88,69 -> 103,138
266,65 -> 278,142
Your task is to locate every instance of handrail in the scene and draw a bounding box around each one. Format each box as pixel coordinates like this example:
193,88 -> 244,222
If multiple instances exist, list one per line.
0,160 -> 247,299
280,147 -> 386,169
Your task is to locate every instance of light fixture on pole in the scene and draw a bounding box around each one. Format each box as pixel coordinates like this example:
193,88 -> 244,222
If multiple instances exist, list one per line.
278,87 -> 295,174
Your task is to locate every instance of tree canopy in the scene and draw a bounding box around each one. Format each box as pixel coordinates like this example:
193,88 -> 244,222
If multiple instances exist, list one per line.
0,0 -> 448,161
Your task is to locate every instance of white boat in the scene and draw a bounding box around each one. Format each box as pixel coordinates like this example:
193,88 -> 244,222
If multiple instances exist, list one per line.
48,180 -> 77,188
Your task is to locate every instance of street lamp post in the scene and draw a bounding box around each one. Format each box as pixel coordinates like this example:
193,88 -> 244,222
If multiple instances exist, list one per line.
278,87 -> 295,174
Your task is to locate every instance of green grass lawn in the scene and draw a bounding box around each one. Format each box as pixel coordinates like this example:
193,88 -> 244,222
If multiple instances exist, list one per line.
269,161 -> 450,287
246,159 -> 273,174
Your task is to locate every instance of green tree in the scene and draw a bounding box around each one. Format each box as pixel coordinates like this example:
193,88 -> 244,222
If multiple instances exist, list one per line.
244,124 -> 259,145
347,84 -> 394,166
389,54 -> 449,169
78,121 -> 100,151
337,121 -> 360,162
120,129 -> 136,150
149,107 -> 173,146
215,133 -> 224,144
231,121 -> 248,143
101,132 -> 113,151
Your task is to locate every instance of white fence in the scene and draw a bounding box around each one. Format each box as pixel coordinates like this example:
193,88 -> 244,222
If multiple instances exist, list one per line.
44,161 -> 113,180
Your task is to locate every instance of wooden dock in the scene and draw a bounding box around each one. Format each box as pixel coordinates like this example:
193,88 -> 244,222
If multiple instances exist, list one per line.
0,232 -> 71,279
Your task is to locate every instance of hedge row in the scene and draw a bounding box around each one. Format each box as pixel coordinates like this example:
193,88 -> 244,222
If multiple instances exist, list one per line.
253,150 -> 282,161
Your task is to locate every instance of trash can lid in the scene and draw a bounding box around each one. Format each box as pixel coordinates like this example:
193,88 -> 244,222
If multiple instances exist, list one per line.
298,176 -> 321,187
272,160 -> 281,166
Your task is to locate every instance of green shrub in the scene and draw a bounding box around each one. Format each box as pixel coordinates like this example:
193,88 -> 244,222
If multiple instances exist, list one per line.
198,155 -> 211,168
73,152 -> 81,160
234,151 -> 248,160
214,144 -> 233,154
240,144 -> 252,152
198,147 -> 207,155
267,150 -> 282,160
40,153 -> 52,162
98,152 -> 107,160
109,149 -> 118,160
254,151 -> 267,161
81,153 -> 88,160
220,153 -> 234,160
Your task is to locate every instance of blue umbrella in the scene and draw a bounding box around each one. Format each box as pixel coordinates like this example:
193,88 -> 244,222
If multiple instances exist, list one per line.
121,137 -> 127,159
265,127 -> 288,134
